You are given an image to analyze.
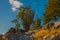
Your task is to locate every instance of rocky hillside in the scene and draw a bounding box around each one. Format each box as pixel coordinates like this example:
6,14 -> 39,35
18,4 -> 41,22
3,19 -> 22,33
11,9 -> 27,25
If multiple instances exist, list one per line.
32,22 -> 60,40
1,22 -> 60,40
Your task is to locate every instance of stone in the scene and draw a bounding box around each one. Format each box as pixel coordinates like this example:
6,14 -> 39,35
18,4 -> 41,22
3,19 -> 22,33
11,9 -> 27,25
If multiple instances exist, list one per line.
6,33 -> 34,40
51,34 -> 60,40
55,24 -> 60,29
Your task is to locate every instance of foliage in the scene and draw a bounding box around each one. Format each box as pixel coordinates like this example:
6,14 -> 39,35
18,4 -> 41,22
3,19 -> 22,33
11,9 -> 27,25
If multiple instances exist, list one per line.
18,6 -> 35,32
12,15 -> 21,31
32,17 -> 41,30
44,0 -> 60,24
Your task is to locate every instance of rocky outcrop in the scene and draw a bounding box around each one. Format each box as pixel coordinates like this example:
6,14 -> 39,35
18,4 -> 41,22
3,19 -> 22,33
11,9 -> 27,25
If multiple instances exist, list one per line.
32,22 -> 60,40
43,22 -> 60,29
43,33 -> 60,40
43,22 -> 55,29
3,22 -> 60,40
6,32 -> 34,40
51,33 -> 60,40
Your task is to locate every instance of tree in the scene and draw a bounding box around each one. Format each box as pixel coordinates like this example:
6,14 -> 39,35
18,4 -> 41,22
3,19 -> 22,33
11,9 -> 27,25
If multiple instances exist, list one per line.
32,17 -> 41,30
44,0 -> 60,24
12,15 -> 21,31
17,6 -> 35,32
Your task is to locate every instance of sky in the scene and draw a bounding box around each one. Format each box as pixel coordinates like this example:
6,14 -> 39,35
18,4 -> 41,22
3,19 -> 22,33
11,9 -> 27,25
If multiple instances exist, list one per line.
0,0 -> 48,34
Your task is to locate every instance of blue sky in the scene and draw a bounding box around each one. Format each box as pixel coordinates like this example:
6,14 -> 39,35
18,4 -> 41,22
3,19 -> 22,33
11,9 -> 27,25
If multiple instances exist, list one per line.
0,0 -> 48,34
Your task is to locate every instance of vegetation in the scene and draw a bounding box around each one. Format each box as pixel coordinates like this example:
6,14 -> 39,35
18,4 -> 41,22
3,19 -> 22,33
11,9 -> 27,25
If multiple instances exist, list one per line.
5,0 -> 60,40
44,0 -> 60,24
32,17 -> 41,30
32,0 -> 60,39
1,0 -> 60,40
11,0 -> 60,33
12,15 -> 21,31
17,6 -> 35,32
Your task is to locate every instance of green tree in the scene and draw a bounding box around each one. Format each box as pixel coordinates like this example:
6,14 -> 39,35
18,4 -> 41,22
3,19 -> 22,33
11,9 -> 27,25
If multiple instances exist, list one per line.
32,17 -> 41,30
44,0 -> 60,24
12,15 -> 21,31
17,6 -> 35,32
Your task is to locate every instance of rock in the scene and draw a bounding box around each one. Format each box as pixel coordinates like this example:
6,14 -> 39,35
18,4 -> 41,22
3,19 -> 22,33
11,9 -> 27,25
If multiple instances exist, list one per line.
51,34 -> 60,40
43,35 -> 51,40
54,24 -> 60,29
6,34 -> 18,40
43,22 -> 55,29
44,22 -> 60,30
43,33 -> 60,40
6,33 -> 34,40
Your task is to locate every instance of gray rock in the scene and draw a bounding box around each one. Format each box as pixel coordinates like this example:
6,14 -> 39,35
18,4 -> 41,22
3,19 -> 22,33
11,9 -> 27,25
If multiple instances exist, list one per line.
6,33 -> 34,40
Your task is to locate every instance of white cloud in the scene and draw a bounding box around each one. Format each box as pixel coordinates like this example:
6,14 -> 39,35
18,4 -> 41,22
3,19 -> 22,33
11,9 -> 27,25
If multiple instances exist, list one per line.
11,7 -> 16,11
9,0 -> 23,11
